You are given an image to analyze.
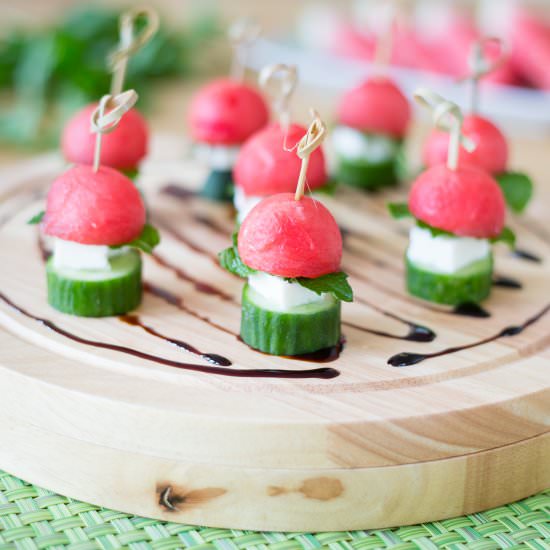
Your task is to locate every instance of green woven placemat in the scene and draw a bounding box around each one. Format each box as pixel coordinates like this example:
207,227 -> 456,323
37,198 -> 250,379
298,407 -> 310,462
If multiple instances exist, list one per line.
0,471 -> 548,550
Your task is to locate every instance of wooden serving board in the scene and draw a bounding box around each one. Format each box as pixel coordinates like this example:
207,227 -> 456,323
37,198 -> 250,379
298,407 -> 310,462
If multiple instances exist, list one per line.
0,136 -> 548,532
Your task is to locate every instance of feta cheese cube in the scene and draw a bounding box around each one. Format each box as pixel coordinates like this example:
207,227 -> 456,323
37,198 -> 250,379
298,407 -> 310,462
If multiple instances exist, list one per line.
234,186 -> 264,223
53,238 -> 110,271
248,271 -> 325,311
407,226 -> 490,274
332,125 -> 397,163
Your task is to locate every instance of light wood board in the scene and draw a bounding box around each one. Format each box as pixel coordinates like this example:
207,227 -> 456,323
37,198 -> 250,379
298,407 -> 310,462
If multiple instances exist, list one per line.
0,136 -> 548,531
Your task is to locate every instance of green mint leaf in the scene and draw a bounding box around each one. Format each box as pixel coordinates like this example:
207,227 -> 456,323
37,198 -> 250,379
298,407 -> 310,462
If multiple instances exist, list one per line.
491,226 -> 516,249
416,220 -> 455,238
27,211 -> 44,225
295,271 -> 354,302
112,223 -> 160,254
496,171 -> 533,214
312,178 -> 339,196
218,232 -> 256,278
388,202 -> 411,219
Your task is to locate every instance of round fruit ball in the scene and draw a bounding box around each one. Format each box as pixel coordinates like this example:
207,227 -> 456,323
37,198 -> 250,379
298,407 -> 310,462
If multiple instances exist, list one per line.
189,78 -> 269,145
337,76 -> 411,139
238,193 -> 342,278
62,104 -> 148,171
409,164 -> 506,239
43,165 -> 146,246
234,123 -> 327,196
422,115 -> 509,175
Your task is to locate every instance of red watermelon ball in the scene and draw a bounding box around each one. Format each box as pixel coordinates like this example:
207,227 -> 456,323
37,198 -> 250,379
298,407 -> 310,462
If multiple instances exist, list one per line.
238,193 -> 342,279
234,123 -> 327,196
189,78 -> 269,145
337,76 -> 411,139
62,104 -> 148,171
43,165 -> 146,246
409,164 -> 506,239
422,115 -> 509,175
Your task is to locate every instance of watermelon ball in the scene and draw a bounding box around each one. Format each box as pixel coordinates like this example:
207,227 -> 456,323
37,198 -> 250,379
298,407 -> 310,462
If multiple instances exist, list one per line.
238,193 -> 342,279
234,123 -> 327,196
337,76 -> 411,139
409,164 -> 506,239
422,114 -> 509,175
62,103 -> 148,171
189,78 -> 269,145
43,165 -> 146,246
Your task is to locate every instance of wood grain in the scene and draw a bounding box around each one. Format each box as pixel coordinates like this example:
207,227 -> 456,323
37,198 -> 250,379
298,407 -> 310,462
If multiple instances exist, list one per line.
0,137 -> 548,531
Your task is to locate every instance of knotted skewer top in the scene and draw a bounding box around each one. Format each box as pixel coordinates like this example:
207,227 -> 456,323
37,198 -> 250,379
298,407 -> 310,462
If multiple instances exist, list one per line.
414,88 -> 475,171
90,90 -> 139,172
259,63 -> 298,133
228,18 -> 261,82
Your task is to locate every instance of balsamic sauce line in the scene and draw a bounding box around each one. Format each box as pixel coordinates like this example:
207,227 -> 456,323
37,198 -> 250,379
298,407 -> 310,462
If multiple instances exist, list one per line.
119,313 -> 232,367
143,281 -> 236,336
0,291 -> 339,379
151,252 -> 236,303
388,303 -> 550,367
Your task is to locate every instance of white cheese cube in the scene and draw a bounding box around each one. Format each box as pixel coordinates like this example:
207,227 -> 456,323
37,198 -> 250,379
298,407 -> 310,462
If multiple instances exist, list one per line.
234,187 -> 264,223
407,226 -> 490,274
195,144 -> 241,170
53,238 -> 110,271
248,271 -> 325,311
331,125 -> 397,163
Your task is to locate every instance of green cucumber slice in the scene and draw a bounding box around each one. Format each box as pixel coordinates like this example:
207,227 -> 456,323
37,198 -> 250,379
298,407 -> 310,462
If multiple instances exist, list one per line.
406,254 -> 493,305
335,151 -> 401,190
47,250 -> 142,317
201,169 -> 234,202
241,284 -> 341,355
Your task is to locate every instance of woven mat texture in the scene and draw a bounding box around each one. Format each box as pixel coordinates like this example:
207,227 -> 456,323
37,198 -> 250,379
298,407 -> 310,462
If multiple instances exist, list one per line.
0,472 -> 548,550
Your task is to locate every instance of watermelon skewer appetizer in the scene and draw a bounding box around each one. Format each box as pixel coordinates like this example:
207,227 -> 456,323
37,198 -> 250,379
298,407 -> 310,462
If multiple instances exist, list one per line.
188,20 -> 269,202
389,89 -> 514,306
233,65 -> 331,222
423,38 -> 533,213
61,8 -> 159,179
219,113 -> 353,356
333,13 -> 411,191
30,91 -> 160,317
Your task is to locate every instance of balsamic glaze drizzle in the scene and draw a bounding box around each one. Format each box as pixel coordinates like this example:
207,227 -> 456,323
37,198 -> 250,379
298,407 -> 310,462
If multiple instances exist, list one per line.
388,303 -> 550,367
119,314 -> 231,366
452,302 -> 491,318
0,291 -> 339,379
493,276 -> 523,290
512,249 -> 543,264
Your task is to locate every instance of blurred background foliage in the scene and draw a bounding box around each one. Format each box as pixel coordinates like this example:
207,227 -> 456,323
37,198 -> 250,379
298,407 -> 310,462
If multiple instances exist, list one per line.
0,5 -> 219,148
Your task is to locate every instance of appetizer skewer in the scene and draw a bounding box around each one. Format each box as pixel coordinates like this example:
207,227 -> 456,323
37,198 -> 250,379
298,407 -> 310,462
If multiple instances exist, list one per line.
333,14 -> 411,192
233,65 -> 330,222
30,91 -> 160,317
422,38 -> 533,213
220,114 -> 353,356
188,20 -> 269,202
390,89 -> 513,306
61,8 -> 158,179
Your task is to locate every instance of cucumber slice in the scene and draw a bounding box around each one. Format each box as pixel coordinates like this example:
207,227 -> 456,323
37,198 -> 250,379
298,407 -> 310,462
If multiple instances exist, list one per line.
406,254 -> 493,305
335,152 -> 401,190
241,284 -> 341,355
47,250 -> 142,317
201,169 -> 234,202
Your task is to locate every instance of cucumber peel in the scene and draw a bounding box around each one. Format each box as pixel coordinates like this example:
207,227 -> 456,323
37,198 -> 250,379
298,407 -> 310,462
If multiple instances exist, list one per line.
406,254 -> 493,305
241,284 -> 341,355
201,169 -> 234,202
47,250 -> 142,317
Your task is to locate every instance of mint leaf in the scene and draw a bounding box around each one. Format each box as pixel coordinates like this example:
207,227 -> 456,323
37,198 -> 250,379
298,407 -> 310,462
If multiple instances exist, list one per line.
112,223 -> 160,254
27,210 -> 44,224
218,232 -> 256,278
496,171 -> 533,214
388,202 -> 411,219
416,220 -> 455,238
294,271 -> 354,302
313,178 -> 339,196
491,226 -> 516,249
